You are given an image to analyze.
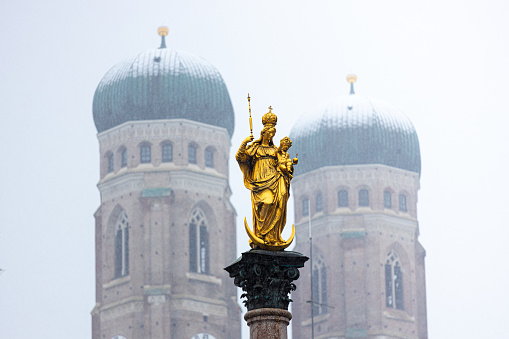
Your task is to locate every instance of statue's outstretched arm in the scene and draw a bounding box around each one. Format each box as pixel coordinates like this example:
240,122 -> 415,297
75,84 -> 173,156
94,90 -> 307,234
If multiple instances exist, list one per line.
236,135 -> 255,163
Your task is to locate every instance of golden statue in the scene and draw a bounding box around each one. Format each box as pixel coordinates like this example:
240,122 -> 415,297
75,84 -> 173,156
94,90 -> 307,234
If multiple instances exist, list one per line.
236,107 -> 298,251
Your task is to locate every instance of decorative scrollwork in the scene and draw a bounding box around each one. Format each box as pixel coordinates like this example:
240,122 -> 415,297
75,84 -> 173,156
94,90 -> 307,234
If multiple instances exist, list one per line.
253,264 -> 262,276
224,250 -> 308,311
285,267 -> 299,280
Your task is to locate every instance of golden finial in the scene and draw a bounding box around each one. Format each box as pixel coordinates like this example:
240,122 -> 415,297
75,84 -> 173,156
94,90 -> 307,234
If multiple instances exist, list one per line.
346,74 -> 357,84
158,26 -> 169,36
268,106 -> 273,113
158,26 -> 169,49
346,74 -> 357,95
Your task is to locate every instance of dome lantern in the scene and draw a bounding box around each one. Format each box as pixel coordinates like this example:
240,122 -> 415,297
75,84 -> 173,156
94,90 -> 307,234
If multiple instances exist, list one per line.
346,74 -> 357,95
157,26 -> 169,49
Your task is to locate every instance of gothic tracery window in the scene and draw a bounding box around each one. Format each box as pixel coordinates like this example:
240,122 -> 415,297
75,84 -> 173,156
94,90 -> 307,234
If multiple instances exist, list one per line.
114,211 -> 129,278
312,254 -> 327,315
189,209 -> 209,274
385,250 -> 404,310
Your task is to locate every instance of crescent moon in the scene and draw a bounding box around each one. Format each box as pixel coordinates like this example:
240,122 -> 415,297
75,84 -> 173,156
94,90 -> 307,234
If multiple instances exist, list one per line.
244,217 -> 295,251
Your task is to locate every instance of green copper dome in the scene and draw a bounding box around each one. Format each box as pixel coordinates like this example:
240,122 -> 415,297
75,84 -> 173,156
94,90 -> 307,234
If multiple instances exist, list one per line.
93,47 -> 234,136
290,94 -> 421,176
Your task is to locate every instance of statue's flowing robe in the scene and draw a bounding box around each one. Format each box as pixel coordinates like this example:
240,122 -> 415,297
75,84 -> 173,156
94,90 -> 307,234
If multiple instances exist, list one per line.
236,142 -> 289,243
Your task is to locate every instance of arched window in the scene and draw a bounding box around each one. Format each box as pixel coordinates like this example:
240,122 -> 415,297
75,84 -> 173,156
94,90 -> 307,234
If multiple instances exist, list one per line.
205,147 -> 214,168
162,143 -> 173,162
359,189 -> 369,207
188,144 -> 197,164
385,250 -> 404,310
302,197 -> 309,217
399,194 -> 407,212
315,193 -> 323,212
338,190 -> 348,207
189,209 -> 209,274
312,254 -> 327,315
107,153 -> 114,173
384,190 -> 392,209
114,211 -> 129,278
120,148 -> 127,168
140,144 -> 151,164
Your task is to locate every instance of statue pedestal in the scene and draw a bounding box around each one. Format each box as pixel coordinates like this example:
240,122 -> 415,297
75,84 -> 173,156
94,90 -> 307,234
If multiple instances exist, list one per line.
225,249 -> 308,339
244,308 -> 292,339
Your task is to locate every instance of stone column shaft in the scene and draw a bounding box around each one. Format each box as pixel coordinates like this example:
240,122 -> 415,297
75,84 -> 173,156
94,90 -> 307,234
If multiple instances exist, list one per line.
244,308 -> 292,339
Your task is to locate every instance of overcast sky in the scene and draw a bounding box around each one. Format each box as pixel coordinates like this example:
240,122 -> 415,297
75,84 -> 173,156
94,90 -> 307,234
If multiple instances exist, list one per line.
1,1 -> 508,338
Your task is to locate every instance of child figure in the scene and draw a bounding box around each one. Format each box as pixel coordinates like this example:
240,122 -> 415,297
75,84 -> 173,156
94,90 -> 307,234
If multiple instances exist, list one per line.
277,136 -> 298,180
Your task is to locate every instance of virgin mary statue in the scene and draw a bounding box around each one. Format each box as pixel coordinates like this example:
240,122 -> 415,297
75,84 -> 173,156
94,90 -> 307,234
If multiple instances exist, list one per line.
236,109 -> 296,250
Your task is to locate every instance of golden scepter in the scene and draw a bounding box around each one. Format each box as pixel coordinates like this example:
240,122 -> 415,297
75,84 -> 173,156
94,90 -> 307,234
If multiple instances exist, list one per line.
248,93 -> 253,137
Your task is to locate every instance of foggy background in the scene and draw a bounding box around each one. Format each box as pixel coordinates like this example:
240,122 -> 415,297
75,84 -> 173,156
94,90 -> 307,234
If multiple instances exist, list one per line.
1,1 -> 508,338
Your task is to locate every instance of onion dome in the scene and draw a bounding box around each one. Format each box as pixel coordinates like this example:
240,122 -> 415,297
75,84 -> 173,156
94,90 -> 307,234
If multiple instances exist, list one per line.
290,75 -> 421,176
93,27 -> 234,136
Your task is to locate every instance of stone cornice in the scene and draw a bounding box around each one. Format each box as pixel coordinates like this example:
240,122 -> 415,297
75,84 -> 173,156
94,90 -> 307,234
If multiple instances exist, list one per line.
97,119 -> 231,149
99,296 -> 143,311
97,172 -> 144,201
170,169 -> 228,197
293,164 -> 420,192
103,275 -> 131,290
170,294 -> 228,317
97,168 -> 228,200
186,272 -> 222,285
295,212 -> 418,242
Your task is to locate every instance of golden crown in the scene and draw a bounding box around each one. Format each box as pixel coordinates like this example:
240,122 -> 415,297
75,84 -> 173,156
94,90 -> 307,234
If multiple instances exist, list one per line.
262,106 -> 277,126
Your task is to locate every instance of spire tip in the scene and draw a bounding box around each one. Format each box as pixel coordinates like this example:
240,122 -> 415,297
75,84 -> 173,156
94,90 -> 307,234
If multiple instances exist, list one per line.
157,26 -> 169,49
346,74 -> 357,95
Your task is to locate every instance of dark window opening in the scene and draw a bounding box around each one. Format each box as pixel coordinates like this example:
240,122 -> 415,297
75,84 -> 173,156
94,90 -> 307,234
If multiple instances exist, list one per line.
162,143 -> 173,162
338,190 -> 348,207
302,198 -> 309,217
121,148 -> 127,167
114,211 -> 129,279
107,153 -> 114,173
385,250 -> 404,310
399,194 -> 407,212
316,193 -> 323,212
140,145 -> 151,163
384,190 -> 392,209
205,149 -> 214,168
359,189 -> 369,207
188,145 -> 197,164
189,209 -> 209,274
312,257 -> 328,316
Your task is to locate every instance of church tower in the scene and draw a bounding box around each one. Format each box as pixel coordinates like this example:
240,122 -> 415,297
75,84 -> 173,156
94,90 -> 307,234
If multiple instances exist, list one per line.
90,28 -> 241,339
289,76 -> 427,338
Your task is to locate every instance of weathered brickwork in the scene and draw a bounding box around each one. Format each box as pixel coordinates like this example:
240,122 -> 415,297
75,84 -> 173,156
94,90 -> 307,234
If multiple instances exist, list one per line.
291,165 -> 427,339
92,119 -> 241,339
